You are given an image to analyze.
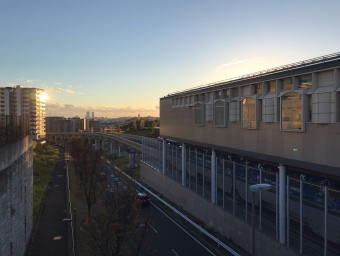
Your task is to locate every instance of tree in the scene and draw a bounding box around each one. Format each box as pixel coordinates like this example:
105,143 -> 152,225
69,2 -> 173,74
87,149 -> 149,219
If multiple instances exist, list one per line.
139,120 -> 145,129
116,124 -> 121,133
132,119 -> 137,130
68,138 -> 104,216
81,177 -> 153,255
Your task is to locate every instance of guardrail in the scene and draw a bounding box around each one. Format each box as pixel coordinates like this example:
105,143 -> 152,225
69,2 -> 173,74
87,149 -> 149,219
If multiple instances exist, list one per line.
0,115 -> 30,146
116,164 -> 241,256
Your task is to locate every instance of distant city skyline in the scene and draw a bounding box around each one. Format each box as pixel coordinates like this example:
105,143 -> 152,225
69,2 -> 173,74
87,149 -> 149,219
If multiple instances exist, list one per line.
1,1 -> 339,118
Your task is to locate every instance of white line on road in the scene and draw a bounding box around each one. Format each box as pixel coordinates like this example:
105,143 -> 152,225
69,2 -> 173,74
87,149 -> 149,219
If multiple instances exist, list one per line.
148,223 -> 158,233
152,203 -> 215,256
172,249 -> 179,256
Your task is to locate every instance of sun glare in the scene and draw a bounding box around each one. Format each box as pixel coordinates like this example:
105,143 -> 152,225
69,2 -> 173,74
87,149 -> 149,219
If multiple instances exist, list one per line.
40,92 -> 49,102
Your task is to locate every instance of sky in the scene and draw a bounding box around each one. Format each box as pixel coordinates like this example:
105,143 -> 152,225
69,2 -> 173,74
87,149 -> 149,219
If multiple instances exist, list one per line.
1,1 -> 339,118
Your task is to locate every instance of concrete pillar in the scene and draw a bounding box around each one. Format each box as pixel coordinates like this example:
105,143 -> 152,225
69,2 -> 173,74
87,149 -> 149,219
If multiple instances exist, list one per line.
127,148 -> 136,168
95,138 -> 101,150
279,164 -> 286,244
211,149 -> 216,204
119,144 -> 125,157
181,143 -> 186,186
110,141 -> 117,154
162,139 -> 166,174
102,138 -> 105,151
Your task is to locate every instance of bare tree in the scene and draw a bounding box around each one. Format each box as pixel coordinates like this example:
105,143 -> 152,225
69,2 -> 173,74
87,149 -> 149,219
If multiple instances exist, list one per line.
81,178 -> 153,255
68,138 -> 104,216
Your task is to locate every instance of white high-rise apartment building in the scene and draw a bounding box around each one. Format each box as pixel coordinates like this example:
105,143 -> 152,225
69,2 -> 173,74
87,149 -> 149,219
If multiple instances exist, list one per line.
0,85 -> 46,140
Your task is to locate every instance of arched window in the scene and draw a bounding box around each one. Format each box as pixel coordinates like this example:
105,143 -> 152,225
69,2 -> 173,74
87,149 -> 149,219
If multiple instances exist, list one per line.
194,103 -> 203,125
242,97 -> 256,128
281,92 -> 302,130
214,101 -> 225,126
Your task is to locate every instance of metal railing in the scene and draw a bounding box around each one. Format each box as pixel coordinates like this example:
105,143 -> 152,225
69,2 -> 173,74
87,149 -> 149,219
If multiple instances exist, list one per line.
167,52 -> 340,97
0,115 -> 30,146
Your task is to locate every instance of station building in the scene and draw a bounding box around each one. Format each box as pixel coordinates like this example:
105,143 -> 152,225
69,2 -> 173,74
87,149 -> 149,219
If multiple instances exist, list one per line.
160,52 -> 340,178
141,52 -> 340,255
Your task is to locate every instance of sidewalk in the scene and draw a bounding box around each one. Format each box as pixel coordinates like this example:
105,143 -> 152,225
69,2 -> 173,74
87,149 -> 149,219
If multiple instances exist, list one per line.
27,149 -> 68,256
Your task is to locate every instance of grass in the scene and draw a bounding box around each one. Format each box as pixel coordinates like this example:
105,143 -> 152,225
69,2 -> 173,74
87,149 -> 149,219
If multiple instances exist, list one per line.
104,151 -> 141,181
122,129 -> 158,138
32,141 -> 59,224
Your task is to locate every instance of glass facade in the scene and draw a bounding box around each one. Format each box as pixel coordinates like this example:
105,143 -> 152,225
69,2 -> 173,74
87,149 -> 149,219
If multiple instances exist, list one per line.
194,103 -> 203,125
281,92 -> 302,130
242,97 -> 256,128
298,74 -> 312,88
214,101 -> 225,126
283,78 -> 293,90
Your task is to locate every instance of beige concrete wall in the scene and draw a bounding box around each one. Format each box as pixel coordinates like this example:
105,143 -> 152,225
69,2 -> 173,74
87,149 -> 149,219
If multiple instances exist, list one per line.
160,98 -> 340,171
141,162 -> 298,256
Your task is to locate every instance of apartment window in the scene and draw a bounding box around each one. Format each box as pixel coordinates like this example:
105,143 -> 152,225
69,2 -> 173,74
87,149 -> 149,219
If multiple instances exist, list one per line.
281,92 -> 302,130
283,78 -> 293,90
201,94 -> 206,102
298,74 -> 312,88
242,97 -> 256,128
194,103 -> 204,125
214,91 -> 221,100
195,95 -> 199,102
214,101 -> 225,126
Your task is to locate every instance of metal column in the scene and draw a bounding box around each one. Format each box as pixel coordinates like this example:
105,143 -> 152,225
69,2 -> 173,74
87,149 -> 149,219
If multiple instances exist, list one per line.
278,164 -> 286,244
162,139 -> 166,174
182,143 -> 186,186
211,149 -> 216,204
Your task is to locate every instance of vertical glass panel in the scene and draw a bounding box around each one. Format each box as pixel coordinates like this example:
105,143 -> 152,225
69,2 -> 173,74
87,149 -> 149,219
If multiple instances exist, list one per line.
269,81 -> 276,92
195,103 -> 202,125
283,78 -> 293,90
242,104 -> 249,127
214,101 -> 224,126
291,101 -> 302,129
232,88 -> 239,97
298,74 -> 312,88
256,83 -> 262,94
249,104 -> 255,128
281,92 -> 302,130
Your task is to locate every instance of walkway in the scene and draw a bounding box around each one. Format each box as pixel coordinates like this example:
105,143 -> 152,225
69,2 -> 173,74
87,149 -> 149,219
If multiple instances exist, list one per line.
27,149 -> 68,256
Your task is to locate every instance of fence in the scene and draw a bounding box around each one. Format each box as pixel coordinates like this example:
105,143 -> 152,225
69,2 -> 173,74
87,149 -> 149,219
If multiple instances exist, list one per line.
0,115 -> 30,146
117,166 -> 240,256
142,137 -> 340,256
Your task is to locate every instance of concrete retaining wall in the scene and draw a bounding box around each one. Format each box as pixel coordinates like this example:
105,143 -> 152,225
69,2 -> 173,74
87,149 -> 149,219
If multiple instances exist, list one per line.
141,162 -> 298,256
0,136 -> 33,256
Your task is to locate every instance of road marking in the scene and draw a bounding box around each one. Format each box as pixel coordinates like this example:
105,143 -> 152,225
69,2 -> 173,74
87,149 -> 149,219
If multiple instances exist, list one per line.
172,249 -> 179,256
148,223 -> 158,233
53,236 -> 62,240
152,203 -> 215,256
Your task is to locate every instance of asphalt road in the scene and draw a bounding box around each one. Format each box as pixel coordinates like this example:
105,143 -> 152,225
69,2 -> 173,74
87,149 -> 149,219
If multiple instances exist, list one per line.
28,149 -> 68,256
105,162 -> 240,256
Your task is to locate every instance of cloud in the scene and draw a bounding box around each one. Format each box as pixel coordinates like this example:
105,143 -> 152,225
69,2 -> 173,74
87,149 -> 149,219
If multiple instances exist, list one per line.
17,77 -> 33,84
155,106 -> 159,110
46,87 -> 75,93
79,92 -> 84,95
45,103 -> 159,118
69,85 -> 73,88
55,82 -> 61,85
76,86 -> 81,88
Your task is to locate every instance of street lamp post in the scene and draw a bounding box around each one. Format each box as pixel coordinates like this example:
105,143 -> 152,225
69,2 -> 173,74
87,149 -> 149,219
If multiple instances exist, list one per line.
249,184 -> 271,256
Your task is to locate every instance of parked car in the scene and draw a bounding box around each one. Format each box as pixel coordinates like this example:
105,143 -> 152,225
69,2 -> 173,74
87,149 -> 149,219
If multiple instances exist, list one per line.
137,193 -> 150,207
